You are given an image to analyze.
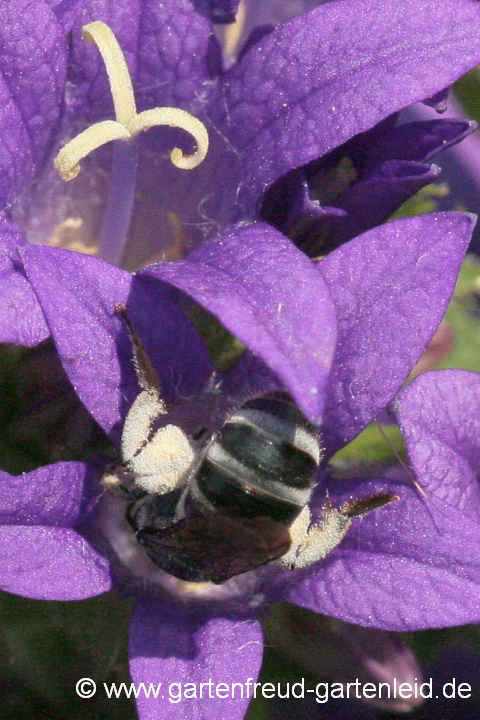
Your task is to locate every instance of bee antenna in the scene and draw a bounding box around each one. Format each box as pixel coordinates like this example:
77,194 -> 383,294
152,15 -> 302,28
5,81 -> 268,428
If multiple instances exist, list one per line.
374,420 -> 428,500
375,422 -> 450,534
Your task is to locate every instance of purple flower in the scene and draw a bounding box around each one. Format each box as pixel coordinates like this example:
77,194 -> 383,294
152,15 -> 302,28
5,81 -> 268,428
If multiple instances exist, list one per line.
1,212 -> 478,719
405,93 -> 480,253
1,0 -> 479,356
2,2 -> 480,718
262,368 -> 480,720
393,369 -> 480,524
1,0 -> 479,274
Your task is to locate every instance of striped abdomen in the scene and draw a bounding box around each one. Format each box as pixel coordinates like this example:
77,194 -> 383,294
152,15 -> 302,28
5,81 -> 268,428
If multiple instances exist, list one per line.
189,393 -> 321,525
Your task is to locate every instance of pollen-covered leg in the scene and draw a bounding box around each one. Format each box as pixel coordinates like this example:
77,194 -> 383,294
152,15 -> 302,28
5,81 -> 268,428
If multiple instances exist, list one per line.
281,491 -> 399,570
121,389 -> 166,463
280,505 -> 351,570
125,418 -> 197,494
114,305 -> 198,495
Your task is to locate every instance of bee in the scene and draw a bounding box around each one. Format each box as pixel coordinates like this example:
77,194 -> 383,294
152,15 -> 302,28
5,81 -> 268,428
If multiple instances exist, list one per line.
104,306 -> 398,584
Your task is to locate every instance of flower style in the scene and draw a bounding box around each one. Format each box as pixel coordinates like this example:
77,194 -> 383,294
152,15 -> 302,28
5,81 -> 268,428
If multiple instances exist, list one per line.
1,0 -> 480,276
1,212 -> 479,719
1,0 -> 480,356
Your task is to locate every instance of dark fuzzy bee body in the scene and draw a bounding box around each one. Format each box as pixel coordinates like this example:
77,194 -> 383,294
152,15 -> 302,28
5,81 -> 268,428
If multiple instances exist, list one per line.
128,392 -> 321,583
114,306 -> 398,586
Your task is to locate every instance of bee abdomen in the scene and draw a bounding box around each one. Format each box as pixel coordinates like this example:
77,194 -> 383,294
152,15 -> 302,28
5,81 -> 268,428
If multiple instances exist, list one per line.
190,397 -> 320,524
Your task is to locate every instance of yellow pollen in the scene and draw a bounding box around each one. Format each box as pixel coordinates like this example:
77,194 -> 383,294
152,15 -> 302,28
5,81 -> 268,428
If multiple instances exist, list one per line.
48,217 -> 98,255
54,21 -> 209,181
166,212 -> 188,258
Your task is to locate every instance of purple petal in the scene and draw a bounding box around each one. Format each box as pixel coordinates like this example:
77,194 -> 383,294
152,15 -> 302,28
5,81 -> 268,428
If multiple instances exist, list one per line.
141,223 -> 337,422
406,96 -> 480,253
44,0 -> 85,32
362,119 -> 476,170
0,526 -> 112,600
261,167 -> 346,242
129,597 -> 263,720
319,212 -> 474,455
0,0 -> 67,205
286,478 -> 480,630
214,0 -> 480,217
0,220 -> 49,346
0,462 -> 91,527
301,118 -> 477,250
423,87 -> 449,112
393,370 -> 480,521
68,0 -> 214,115
22,247 -> 212,440
305,161 -> 441,252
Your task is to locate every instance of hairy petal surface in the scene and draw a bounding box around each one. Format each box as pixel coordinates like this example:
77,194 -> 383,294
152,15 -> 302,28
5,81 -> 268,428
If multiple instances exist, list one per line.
393,370 -> 480,521
141,223 -> 337,423
286,479 -> 480,630
319,213 -> 475,455
129,598 -> 263,720
67,0 -> 214,117
213,0 -> 480,217
44,0 -> 85,32
0,462 -> 90,527
0,0 -> 67,205
0,525 -> 112,600
0,220 -> 49,346
361,119 -> 477,170
21,247 -> 212,442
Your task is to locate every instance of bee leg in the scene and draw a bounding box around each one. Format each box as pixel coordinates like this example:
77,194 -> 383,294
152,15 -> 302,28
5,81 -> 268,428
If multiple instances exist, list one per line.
115,304 -> 162,398
127,488 -> 182,532
341,491 -> 399,518
281,492 -> 399,570
114,305 -> 196,495
115,304 -> 168,463
280,505 -> 351,570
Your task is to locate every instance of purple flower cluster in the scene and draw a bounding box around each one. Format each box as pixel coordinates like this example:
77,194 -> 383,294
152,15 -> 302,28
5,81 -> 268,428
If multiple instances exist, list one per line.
1,1 -> 480,719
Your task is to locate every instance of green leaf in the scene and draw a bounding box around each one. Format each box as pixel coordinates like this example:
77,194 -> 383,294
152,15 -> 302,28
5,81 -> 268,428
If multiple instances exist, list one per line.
437,256 -> 480,373
454,67 -> 480,123
329,423 -> 404,474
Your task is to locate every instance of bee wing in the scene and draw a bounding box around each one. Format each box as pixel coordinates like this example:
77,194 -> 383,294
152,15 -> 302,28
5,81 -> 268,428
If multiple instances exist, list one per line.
137,515 -> 291,584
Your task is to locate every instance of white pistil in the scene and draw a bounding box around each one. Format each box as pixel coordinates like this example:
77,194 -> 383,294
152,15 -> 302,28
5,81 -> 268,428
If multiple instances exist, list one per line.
130,108 -> 209,169
54,20 -> 209,181
82,22 -> 136,127
54,120 -> 130,180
